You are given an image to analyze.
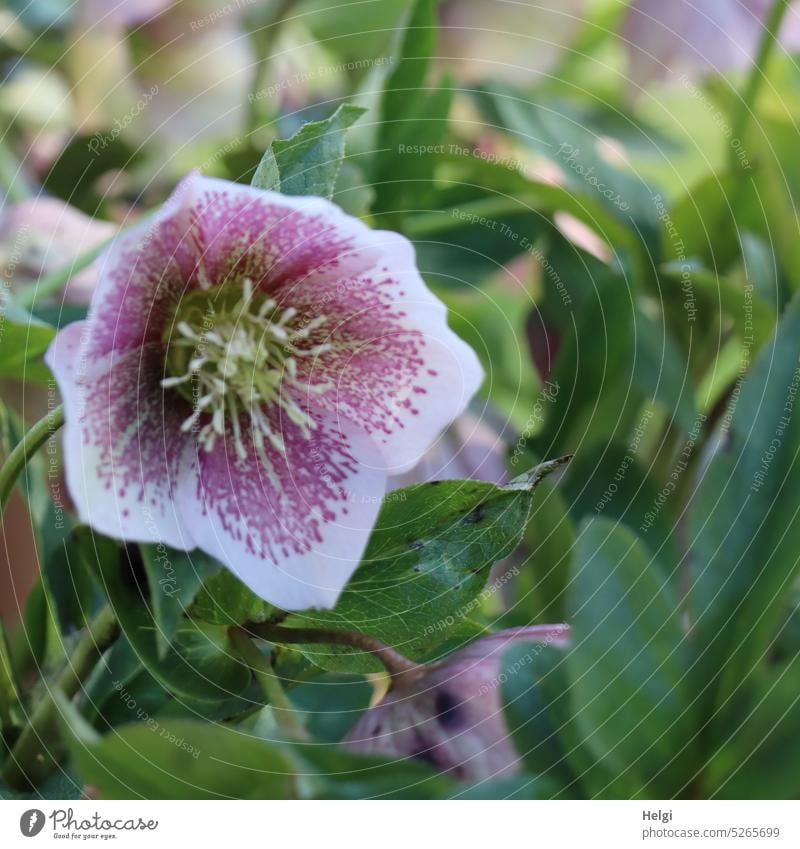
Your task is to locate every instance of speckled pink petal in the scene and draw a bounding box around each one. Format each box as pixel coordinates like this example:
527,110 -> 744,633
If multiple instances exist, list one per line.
177,407 -> 386,610
46,321 -> 194,549
287,231 -> 485,474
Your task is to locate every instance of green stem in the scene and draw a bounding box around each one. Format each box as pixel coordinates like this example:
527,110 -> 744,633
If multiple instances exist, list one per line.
229,627 -> 307,739
0,405 -> 64,512
2,605 -> 119,789
244,623 -> 420,683
729,0 -> 790,169
245,0 -> 294,133
15,241 -> 110,310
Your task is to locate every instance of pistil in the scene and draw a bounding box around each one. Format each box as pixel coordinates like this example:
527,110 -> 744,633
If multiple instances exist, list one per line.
162,279 -> 332,462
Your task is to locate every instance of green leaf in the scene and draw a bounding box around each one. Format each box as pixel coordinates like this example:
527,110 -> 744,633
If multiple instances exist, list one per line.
252,104 -> 365,198
568,519 -> 696,797
0,301 -> 55,381
533,275 -> 638,455
501,642 -> 575,788
633,307 -> 697,434
138,545 -> 220,658
689,293 -> 800,718
58,706 -> 297,800
79,531 -> 251,702
282,465 -> 565,671
190,567 -> 273,627
705,654 -> 800,799
370,0 -> 449,213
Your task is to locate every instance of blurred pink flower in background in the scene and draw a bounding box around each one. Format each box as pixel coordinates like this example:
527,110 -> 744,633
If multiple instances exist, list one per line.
0,197 -> 115,304
344,625 -> 570,782
623,0 -> 800,83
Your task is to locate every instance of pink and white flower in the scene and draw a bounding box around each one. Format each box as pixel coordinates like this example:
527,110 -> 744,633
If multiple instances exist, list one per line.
46,174 -> 483,610
343,625 -> 571,781
623,0 -> 800,83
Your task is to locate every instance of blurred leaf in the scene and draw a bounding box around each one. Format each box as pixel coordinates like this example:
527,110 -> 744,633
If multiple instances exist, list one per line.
501,642 -> 575,787
252,104 -> 365,198
561,443 -> 682,572
80,532 -> 251,702
283,467 -> 562,671
370,0 -> 447,214
705,654 -> 800,799
471,82 -> 660,239
533,275 -> 638,455
290,673 -> 372,743
59,706 -> 297,800
0,302 -> 56,381
568,519 -> 695,797
633,307 -> 697,434
689,293 -> 800,719
517,471 -> 575,623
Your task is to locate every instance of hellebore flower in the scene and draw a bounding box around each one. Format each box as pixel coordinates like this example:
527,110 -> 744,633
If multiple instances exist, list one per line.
623,0 -> 800,84
343,624 -> 570,781
45,174 -> 483,610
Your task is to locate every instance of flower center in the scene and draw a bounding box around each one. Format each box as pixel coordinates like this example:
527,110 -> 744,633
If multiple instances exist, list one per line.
162,279 -> 332,461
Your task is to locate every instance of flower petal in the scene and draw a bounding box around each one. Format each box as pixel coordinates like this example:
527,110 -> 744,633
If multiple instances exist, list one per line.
177,407 -> 386,610
289,230 -> 485,474
46,321 -> 193,548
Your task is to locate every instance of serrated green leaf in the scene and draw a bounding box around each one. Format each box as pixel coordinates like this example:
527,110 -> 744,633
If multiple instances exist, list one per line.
279,464 -> 565,672
252,104 -> 365,198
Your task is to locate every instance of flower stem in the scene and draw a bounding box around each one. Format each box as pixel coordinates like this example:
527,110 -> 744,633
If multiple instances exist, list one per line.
729,0 -> 791,170
0,405 -> 64,512
229,627 -> 307,740
2,604 -> 119,789
244,623 -> 420,683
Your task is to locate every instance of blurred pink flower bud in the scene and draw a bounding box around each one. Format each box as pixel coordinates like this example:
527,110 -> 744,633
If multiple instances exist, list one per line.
343,624 -> 570,781
623,0 -> 800,84
0,197 -> 115,304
